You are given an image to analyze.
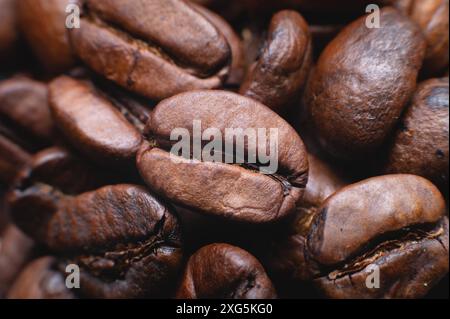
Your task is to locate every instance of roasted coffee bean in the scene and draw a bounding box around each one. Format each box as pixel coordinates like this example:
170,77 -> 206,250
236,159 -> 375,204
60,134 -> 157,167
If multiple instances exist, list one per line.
0,76 -> 55,184
304,174 -> 449,298
176,243 -> 277,299
7,148 -> 183,298
1,0 -> 449,301
17,0 -> 77,73
7,257 -> 75,299
49,76 -> 144,166
304,7 -> 426,160
265,153 -> 348,283
137,90 -> 308,224
384,78 -> 449,191
0,76 -> 54,145
0,225 -> 35,298
0,0 -> 18,62
69,0 -> 232,100
394,0 -> 449,77
0,134 -> 31,185
240,10 -> 312,114
11,147 -> 114,195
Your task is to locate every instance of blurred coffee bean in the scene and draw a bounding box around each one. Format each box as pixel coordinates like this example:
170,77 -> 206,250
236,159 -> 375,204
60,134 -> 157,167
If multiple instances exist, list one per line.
7,257 -> 75,299
384,78 -> 449,192
0,225 -> 35,298
0,76 -> 54,144
305,174 -> 449,298
240,10 -> 312,114
0,0 -> 19,63
304,8 -> 426,160
49,76 -> 144,166
0,134 -> 31,185
17,0 -> 77,73
394,0 -> 449,77
176,243 -> 277,299
137,90 -> 308,224
69,0 -> 232,100
0,76 -> 55,185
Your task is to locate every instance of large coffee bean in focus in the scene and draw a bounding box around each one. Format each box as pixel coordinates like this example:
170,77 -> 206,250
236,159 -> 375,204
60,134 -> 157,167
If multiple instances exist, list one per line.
304,7 -> 426,160
305,174 -> 449,298
137,90 -> 309,224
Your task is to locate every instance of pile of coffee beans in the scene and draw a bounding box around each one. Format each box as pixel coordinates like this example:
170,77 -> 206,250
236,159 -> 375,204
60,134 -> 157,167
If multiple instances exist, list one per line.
0,0 -> 448,299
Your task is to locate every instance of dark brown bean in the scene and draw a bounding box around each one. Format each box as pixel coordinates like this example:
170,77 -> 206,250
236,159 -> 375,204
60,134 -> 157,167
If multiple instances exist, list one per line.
7,257 -> 75,299
0,225 -> 35,298
304,7 -> 426,160
240,10 -> 312,114
306,174 -> 448,298
0,0 -> 18,62
176,243 -> 277,299
8,149 -> 183,299
0,134 -> 31,185
385,77 -> 449,191
49,76 -> 143,166
394,0 -> 449,77
0,76 -> 54,144
17,0 -> 77,73
69,0 -> 232,100
137,90 -> 308,224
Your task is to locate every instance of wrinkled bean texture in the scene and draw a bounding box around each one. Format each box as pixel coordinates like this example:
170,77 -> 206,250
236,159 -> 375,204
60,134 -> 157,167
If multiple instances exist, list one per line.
8,149 -> 183,299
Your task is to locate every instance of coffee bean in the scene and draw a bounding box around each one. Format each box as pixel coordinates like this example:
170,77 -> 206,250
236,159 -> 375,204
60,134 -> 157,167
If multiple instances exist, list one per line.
306,174 -> 449,298
304,7 -> 426,160
69,0 -> 233,100
49,76 -> 143,166
0,225 -> 35,298
395,0 -> 449,77
17,0 -> 77,73
385,77 -> 449,191
1,0 -> 448,300
176,243 -> 277,299
240,10 -> 312,114
8,149 -> 183,298
0,76 -> 54,144
0,0 -> 18,62
137,90 -> 308,224
7,257 -> 75,299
